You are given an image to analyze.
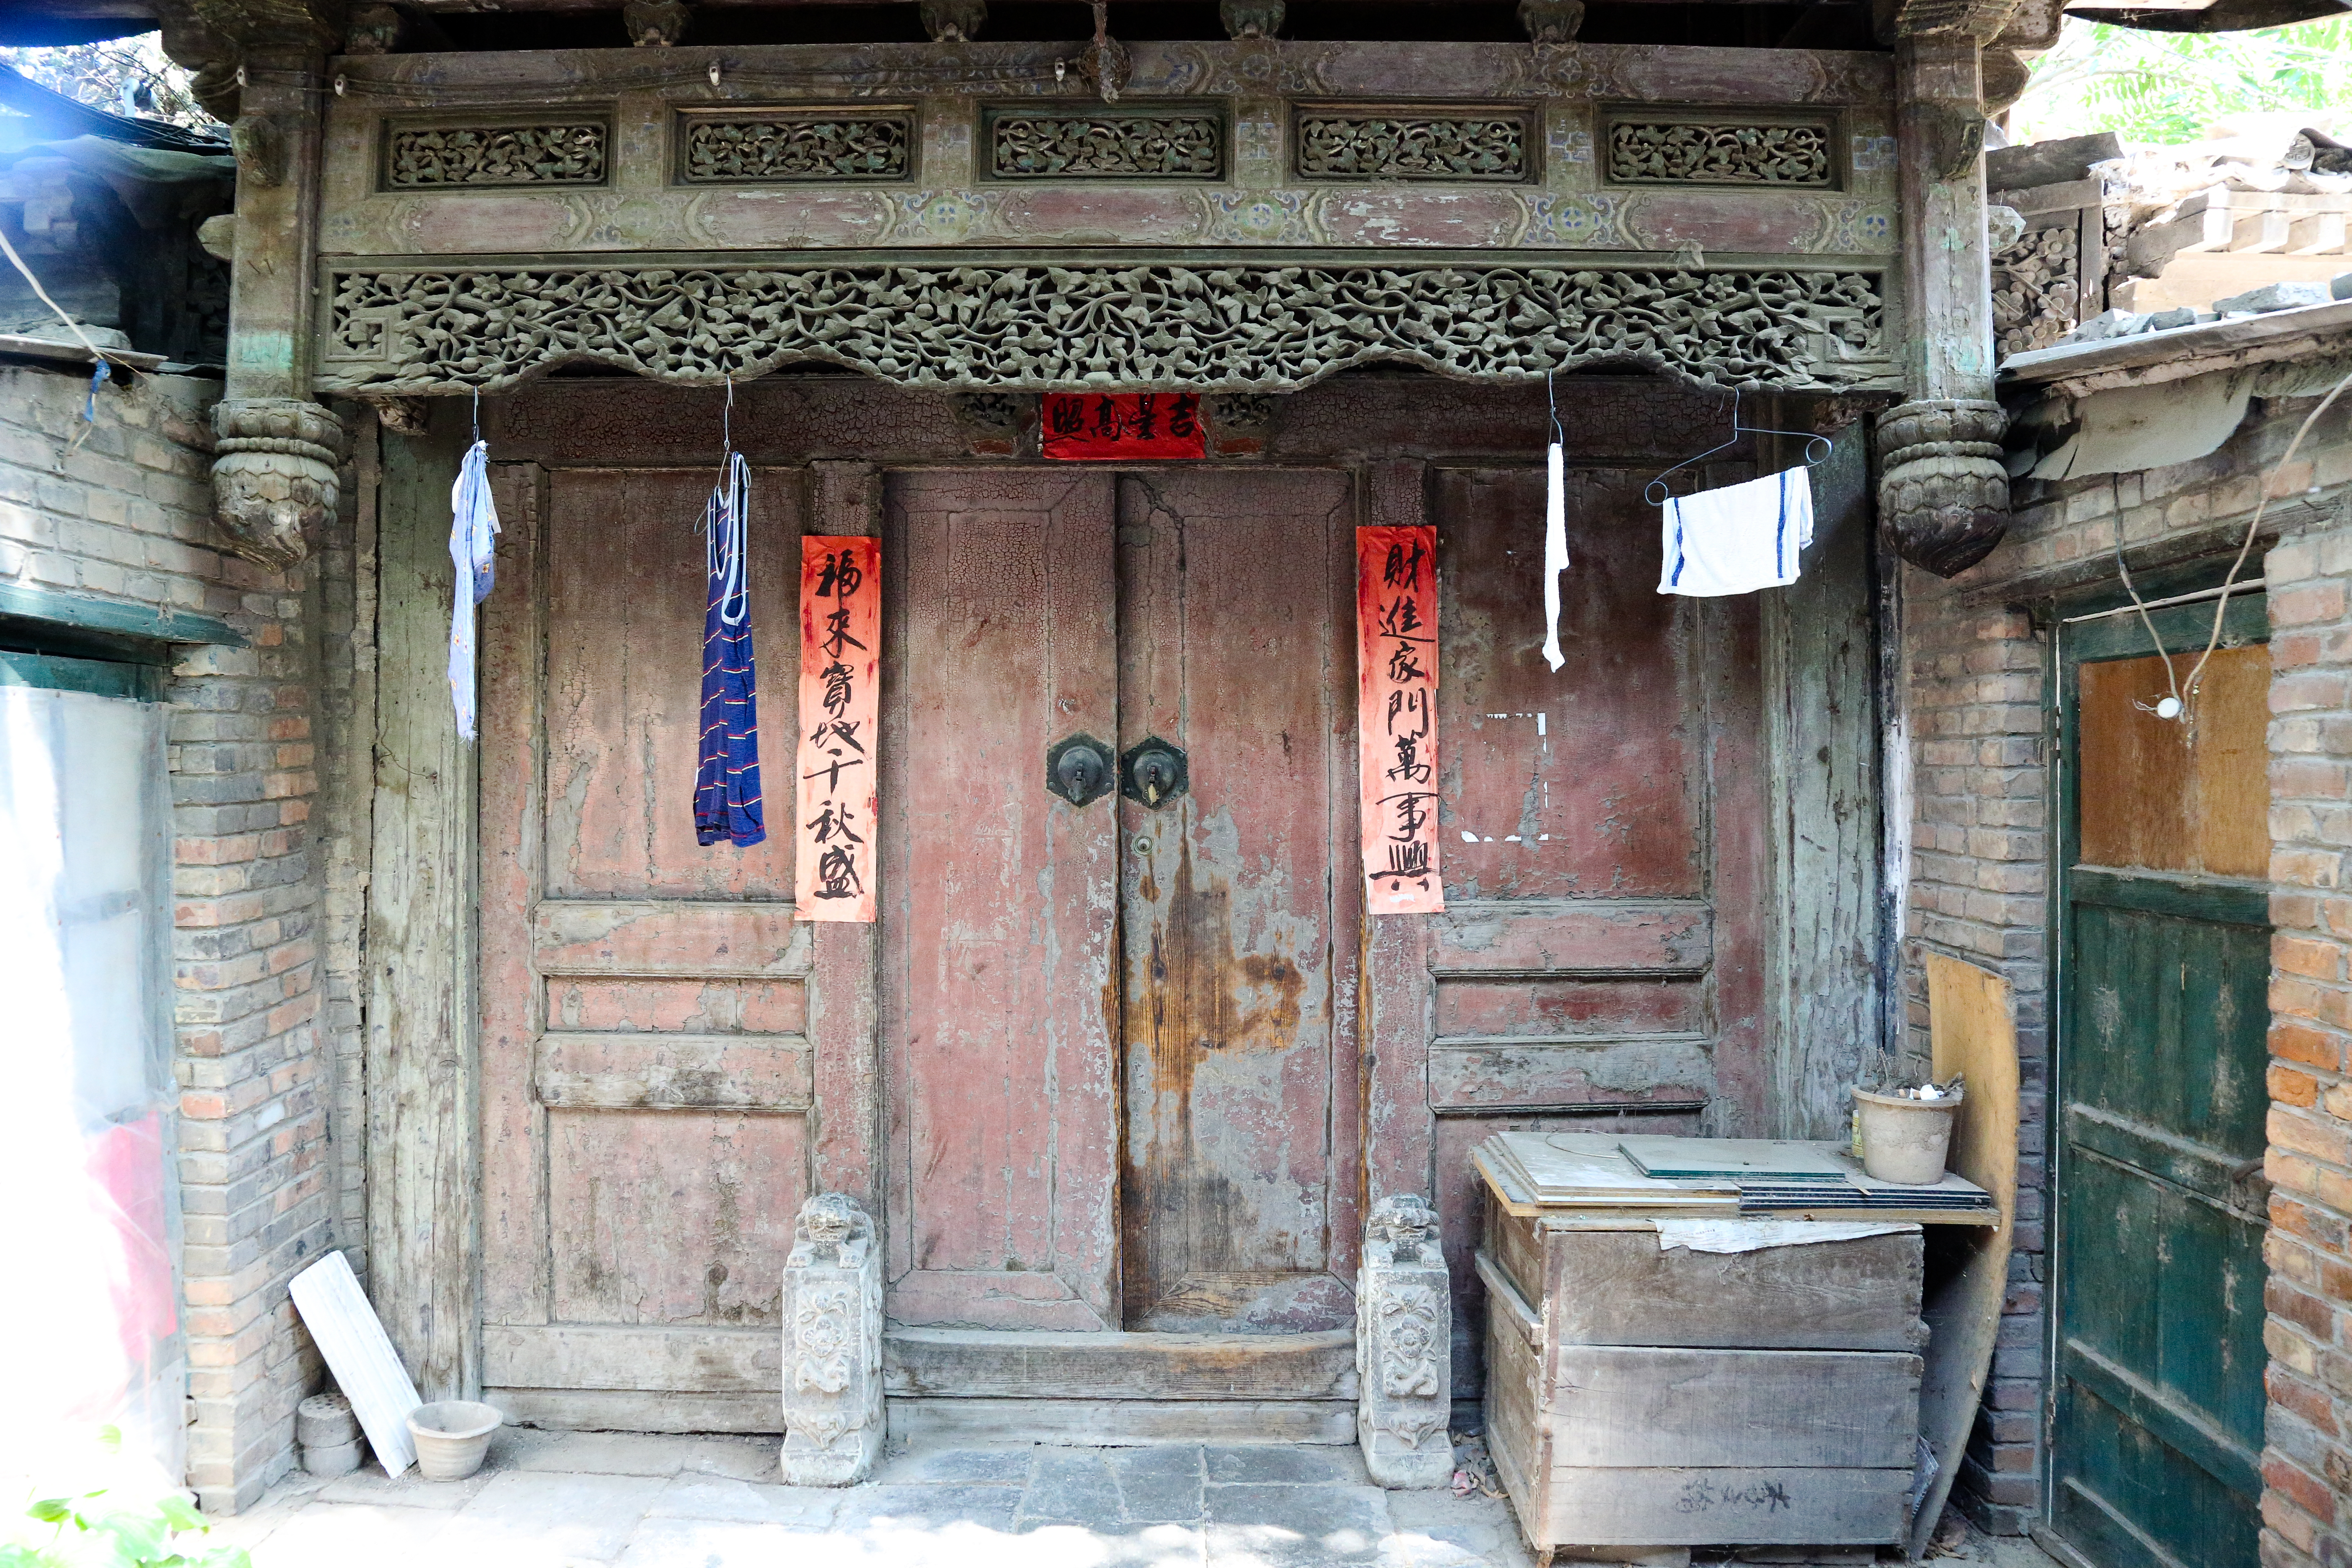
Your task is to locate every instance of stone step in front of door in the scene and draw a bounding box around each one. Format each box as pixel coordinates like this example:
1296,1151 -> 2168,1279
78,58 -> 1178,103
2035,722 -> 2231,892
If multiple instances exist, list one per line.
882,1328 -> 1359,1446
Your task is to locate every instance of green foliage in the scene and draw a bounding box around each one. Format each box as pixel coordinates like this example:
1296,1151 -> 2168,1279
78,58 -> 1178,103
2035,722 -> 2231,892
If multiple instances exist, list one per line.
0,1430 -> 247,1568
0,36 -> 219,132
2010,15 -> 2352,145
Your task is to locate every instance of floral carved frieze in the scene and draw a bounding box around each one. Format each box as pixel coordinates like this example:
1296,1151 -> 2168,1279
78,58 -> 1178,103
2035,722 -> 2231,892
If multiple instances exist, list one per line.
1606,120 -> 1834,187
680,113 -> 914,183
1294,112 -> 1531,182
1992,222 -> 2079,359
317,261 -> 1888,395
384,122 -> 608,189
988,110 -> 1224,179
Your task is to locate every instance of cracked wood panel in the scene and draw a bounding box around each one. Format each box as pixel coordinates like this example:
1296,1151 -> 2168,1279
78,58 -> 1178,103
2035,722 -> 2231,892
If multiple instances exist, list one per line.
480,465 -> 812,1409
1117,468 -> 1361,1332
878,468 -> 1121,1331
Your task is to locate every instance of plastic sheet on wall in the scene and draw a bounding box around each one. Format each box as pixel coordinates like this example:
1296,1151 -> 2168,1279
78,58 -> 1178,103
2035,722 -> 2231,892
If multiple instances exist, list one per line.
0,683 -> 181,1493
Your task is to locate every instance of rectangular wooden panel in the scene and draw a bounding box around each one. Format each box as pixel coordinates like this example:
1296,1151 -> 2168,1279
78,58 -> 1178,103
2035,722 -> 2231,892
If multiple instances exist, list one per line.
533,900 -> 810,977
543,977 -> 805,1034
795,535 -> 880,920
1543,1466 -> 1909,1547
1119,469 -> 1358,1332
1427,901 -> 1712,975
1428,1039 -> 1715,1109
541,469 -> 799,900
1358,522 -> 1443,913
882,1328 -> 1358,1398
546,1108 -> 807,1326
1436,975 -> 1708,1037
880,470 -> 1120,1330
2078,645 -> 2269,878
1435,468 -> 1704,901
484,1323 -> 779,1391
535,1032 -> 813,1111
1549,1346 -> 1922,1468
1539,1228 -> 1925,1351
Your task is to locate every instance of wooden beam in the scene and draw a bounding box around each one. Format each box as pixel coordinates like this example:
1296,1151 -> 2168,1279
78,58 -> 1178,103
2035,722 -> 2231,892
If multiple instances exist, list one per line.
365,408 -> 482,1402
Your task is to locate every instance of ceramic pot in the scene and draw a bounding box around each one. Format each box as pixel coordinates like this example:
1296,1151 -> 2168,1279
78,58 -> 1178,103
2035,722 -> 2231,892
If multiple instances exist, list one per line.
407,1401 -> 502,1481
1852,1086 -> 1964,1186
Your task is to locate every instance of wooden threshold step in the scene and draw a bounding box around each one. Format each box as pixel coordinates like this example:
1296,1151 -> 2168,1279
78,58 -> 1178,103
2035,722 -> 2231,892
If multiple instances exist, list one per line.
882,1327 -> 1358,1402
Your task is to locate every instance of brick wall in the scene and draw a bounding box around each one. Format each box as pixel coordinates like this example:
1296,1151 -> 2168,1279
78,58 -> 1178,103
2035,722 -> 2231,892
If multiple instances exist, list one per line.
2253,396 -> 2352,1568
0,361 -> 347,1512
1900,380 -> 2352,1542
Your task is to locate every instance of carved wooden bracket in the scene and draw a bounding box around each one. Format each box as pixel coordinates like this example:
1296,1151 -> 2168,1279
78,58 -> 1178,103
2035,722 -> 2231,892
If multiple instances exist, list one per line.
1877,398 -> 2009,576
211,397 -> 346,570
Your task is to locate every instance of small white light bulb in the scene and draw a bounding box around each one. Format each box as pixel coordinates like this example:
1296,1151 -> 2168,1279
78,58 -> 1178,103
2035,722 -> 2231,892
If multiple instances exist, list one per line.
2155,696 -> 2182,720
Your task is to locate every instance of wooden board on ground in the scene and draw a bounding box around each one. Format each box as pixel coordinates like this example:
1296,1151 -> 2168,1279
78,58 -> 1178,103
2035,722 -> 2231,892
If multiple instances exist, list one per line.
1908,951 -> 2020,1560
289,1250 -> 423,1474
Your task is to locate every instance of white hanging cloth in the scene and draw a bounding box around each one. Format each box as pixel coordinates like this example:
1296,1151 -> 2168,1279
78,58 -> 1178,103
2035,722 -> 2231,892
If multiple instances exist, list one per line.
1657,466 -> 1813,598
1541,441 -> 1568,671
447,439 -> 500,740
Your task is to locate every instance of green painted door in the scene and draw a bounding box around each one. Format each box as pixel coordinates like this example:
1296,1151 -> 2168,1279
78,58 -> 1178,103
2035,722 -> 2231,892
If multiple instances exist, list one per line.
2049,595 -> 2271,1568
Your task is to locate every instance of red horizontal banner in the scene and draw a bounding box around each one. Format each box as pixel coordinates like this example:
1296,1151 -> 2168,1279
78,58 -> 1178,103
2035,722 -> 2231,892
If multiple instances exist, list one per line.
1042,393 -> 1208,460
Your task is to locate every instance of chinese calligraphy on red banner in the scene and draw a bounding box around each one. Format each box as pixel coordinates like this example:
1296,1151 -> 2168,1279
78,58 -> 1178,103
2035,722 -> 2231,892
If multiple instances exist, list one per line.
1042,392 -> 1208,461
1358,525 -> 1443,914
796,536 -> 880,922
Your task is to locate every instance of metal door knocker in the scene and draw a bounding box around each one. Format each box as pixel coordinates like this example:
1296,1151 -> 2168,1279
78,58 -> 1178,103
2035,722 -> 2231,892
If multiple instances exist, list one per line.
1046,733 -> 1115,806
1121,738 -> 1188,808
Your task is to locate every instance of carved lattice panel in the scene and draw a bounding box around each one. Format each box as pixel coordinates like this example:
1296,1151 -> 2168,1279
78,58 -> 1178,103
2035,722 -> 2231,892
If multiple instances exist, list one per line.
318,260 -> 1891,394
1293,109 -> 1533,183
985,107 -> 1225,179
382,120 -> 609,189
677,111 -> 914,183
1604,116 -> 1836,188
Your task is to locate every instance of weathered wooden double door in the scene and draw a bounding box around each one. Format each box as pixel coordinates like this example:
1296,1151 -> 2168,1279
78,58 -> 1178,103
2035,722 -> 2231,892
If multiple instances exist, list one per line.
880,468 -> 1361,1334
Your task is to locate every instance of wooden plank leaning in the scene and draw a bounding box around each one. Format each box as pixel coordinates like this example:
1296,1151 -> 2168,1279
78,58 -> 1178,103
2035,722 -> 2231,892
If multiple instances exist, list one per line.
289,1251 -> 424,1475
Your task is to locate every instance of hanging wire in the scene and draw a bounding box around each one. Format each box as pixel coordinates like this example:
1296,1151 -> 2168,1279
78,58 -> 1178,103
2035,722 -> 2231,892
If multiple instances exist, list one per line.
1642,388 -> 1831,507
707,379 -> 750,629
1546,369 -> 1564,447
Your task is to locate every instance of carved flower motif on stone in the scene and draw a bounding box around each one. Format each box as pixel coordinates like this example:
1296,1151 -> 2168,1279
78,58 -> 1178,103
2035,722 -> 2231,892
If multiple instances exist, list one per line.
794,1281 -> 857,1394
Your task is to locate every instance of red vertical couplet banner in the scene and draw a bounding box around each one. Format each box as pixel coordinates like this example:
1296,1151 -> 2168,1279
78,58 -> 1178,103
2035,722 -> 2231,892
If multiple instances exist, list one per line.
1358,525 -> 1443,914
796,536 -> 881,922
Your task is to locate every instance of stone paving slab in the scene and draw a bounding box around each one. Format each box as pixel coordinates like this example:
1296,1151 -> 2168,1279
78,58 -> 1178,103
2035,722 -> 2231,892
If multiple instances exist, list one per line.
208,1432 -> 2070,1568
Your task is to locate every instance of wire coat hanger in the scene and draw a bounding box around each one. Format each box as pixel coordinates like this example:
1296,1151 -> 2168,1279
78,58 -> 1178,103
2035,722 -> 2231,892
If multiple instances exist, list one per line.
1642,387 -> 1831,507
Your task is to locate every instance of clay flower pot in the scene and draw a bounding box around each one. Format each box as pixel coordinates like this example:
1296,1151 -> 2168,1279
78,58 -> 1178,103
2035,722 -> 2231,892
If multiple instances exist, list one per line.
1852,1085 -> 1965,1186
407,1400 -> 502,1481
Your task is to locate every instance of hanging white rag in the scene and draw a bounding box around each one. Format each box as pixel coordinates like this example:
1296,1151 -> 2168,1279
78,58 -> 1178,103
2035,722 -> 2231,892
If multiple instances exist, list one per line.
1541,441 -> 1568,671
1657,465 -> 1814,598
447,440 -> 500,741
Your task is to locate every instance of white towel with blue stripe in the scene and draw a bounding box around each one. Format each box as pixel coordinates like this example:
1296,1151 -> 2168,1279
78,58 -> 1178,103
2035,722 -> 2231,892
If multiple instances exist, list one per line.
1657,466 -> 1814,598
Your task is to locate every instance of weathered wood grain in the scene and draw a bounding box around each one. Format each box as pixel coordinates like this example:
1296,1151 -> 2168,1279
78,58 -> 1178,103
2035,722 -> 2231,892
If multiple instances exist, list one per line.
1539,1225 -> 1926,1351
545,1107 -> 807,1326
1118,467 -> 1359,1331
1550,1345 -> 1922,1468
1428,1038 -> 1716,1109
485,1389 -> 782,1433
886,1398 -> 1359,1447
534,1031 -> 813,1110
481,458 -> 549,1331
367,412 -> 483,1401
880,469 -> 1120,1330
1426,901 -> 1713,976
1762,419 -> 1884,1140
882,1328 -> 1359,1399
532,900 -> 811,978
543,977 -> 805,1034
1542,1465 -> 1910,1547
484,1324 -> 779,1391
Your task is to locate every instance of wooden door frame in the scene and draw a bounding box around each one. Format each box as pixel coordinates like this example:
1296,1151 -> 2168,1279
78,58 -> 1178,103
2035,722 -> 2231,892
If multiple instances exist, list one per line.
2040,579 -> 2272,1548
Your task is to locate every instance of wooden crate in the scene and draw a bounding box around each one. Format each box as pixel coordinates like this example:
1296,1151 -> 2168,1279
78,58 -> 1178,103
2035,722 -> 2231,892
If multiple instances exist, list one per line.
1480,1197 -> 1927,1555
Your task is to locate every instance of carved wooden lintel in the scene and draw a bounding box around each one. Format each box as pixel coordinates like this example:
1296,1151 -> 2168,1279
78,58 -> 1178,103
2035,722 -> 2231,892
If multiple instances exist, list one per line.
1877,398 -> 2009,576
781,1193 -> 883,1486
211,396 -> 346,569
1357,1195 -> 1453,1488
